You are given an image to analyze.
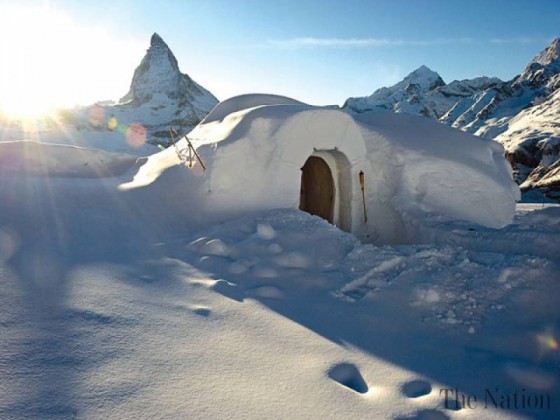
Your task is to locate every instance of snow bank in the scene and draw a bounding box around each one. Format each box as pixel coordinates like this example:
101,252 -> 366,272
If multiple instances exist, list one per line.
125,94 -> 519,244
0,141 -> 140,178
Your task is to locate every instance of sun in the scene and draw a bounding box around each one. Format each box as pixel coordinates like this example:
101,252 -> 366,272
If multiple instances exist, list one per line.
0,5 -> 79,118
0,4 -> 143,120
0,87 -> 57,119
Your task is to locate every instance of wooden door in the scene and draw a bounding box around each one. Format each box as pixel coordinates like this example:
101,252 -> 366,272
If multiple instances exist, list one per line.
299,156 -> 334,223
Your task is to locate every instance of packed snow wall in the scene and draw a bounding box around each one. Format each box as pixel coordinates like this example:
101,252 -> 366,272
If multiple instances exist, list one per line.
353,111 -> 520,242
124,94 -> 519,244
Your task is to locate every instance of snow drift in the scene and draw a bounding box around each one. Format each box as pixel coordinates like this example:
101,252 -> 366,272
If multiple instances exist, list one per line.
123,94 -> 519,244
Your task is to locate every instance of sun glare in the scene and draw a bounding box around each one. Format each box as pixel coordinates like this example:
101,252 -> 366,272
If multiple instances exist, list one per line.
0,4 -> 143,119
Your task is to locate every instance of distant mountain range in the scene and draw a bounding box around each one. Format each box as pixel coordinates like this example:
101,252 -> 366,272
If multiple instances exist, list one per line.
344,65 -> 503,120
343,38 -> 560,200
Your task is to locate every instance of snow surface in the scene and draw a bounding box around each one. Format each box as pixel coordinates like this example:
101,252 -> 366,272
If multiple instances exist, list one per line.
0,141 -> 142,178
0,118 -> 558,419
0,118 -> 159,156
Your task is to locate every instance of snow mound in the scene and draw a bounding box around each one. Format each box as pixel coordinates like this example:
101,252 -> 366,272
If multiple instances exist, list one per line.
0,141 -> 141,178
126,94 -> 518,244
198,93 -> 306,125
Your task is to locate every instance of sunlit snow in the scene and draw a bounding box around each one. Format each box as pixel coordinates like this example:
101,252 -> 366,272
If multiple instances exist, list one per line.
0,95 -> 558,419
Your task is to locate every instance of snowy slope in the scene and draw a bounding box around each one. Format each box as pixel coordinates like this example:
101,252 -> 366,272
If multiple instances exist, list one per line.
494,88 -> 560,193
0,140 -> 559,419
442,36 -> 560,139
442,38 -> 560,196
0,33 -> 218,155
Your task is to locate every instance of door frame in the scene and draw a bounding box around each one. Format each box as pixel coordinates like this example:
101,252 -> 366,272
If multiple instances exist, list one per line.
299,149 -> 352,229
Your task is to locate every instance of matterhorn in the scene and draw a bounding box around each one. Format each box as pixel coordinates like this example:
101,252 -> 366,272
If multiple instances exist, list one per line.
117,33 -> 218,139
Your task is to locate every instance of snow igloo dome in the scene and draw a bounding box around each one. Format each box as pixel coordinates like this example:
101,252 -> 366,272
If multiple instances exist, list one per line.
125,94 -> 520,244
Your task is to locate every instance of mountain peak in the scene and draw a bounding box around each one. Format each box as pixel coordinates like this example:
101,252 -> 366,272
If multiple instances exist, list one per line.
411,65 -> 437,76
342,65 -> 450,117
118,33 -> 218,130
531,37 -> 560,67
119,33 -> 181,104
517,37 -> 560,88
150,32 -> 168,49
404,65 -> 445,90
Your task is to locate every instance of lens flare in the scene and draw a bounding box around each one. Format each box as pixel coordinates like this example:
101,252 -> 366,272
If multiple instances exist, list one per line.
88,105 -> 105,127
537,333 -> 559,352
126,123 -> 147,148
107,117 -> 118,130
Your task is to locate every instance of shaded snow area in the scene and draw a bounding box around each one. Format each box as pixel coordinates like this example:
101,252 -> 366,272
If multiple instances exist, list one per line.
1,138 -> 559,418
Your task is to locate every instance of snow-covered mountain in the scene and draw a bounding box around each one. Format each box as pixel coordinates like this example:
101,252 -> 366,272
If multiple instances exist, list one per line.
343,65 -> 502,119
344,38 -> 560,200
117,33 -> 218,137
443,38 -> 560,198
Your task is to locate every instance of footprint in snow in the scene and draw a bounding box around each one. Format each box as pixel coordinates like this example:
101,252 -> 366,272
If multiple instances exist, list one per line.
401,379 -> 432,398
328,362 -> 368,394
191,306 -> 212,317
175,304 -> 212,317
210,279 -> 244,302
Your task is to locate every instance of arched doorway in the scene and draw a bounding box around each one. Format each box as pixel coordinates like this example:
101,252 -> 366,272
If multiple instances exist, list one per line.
299,156 -> 335,223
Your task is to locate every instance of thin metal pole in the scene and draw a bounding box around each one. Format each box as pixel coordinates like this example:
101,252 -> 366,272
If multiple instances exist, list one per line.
185,136 -> 207,171
169,126 -> 207,172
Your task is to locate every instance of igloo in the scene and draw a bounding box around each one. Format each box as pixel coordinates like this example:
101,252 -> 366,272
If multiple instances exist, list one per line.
125,94 -> 519,244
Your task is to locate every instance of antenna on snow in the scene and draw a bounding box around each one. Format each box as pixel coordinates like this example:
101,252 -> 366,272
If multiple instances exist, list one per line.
169,127 -> 206,171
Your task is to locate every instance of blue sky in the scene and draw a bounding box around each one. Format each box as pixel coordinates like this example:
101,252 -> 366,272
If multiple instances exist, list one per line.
1,0 -> 559,111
